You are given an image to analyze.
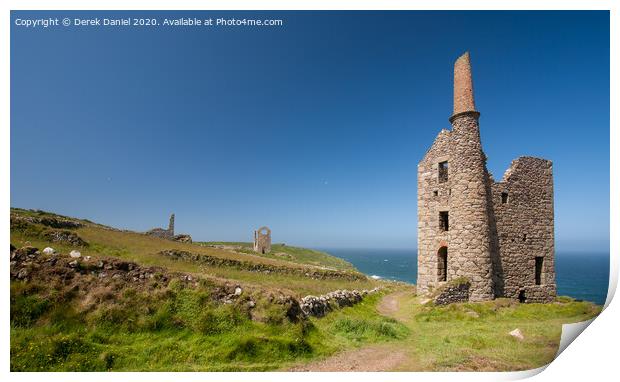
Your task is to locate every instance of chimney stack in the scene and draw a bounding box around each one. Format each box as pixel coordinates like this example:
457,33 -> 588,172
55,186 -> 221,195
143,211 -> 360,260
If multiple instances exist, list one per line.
452,52 -> 477,118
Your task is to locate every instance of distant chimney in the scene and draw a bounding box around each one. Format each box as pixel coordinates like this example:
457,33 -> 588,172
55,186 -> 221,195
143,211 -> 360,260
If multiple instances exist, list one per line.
168,213 -> 175,235
452,51 -> 477,117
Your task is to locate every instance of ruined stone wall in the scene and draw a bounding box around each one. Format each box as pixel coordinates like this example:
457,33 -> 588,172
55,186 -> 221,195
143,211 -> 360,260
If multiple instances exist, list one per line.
417,130 -> 452,295
253,226 -> 271,254
491,157 -> 556,302
145,228 -> 174,240
145,214 -> 175,240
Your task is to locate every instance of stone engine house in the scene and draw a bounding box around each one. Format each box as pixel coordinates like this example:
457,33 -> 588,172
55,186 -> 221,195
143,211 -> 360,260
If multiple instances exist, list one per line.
146,213 -> 175,240
417,52 -> 556,303
253,226 -> 272,254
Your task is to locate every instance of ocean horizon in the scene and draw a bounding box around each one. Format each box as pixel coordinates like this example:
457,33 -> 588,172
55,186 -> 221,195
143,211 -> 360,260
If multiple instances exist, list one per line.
320,248 -> 610,305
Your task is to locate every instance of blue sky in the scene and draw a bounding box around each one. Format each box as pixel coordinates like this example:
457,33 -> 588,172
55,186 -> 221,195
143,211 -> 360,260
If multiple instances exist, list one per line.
10,11 -> 609,251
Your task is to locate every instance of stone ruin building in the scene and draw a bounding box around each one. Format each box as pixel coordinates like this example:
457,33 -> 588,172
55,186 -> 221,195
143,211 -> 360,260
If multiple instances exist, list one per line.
253,226 -> 271,254
146,213 -> 192,243
417,52 -> 556,303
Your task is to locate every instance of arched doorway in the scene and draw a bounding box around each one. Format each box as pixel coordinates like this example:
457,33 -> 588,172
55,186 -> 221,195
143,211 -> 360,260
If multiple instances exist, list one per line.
437,246 -> 448,282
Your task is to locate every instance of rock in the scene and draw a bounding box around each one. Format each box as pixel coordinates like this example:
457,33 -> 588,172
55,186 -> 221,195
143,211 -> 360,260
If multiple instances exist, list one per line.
509,328 -> 524,341
16,246 -> 38,257
84,256 -> 91,261
247,300 -> 256,308
465,310 -> 480,318
173,234 -> 192,243
42,247 -> 55,255
17,268 -> 29,279
69,250 -> 81,258
68,260 -> 79,267
234,287 -> 242,296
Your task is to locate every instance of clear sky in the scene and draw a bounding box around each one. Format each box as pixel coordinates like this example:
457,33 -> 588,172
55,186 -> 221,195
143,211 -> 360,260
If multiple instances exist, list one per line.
10,11 -> 609,251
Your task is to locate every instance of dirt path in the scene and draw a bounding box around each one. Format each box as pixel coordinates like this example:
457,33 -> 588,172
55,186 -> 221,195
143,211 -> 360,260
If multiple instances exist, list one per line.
288,290 -> 416,372
288,344 -> 408,372
376,290 -> 411,320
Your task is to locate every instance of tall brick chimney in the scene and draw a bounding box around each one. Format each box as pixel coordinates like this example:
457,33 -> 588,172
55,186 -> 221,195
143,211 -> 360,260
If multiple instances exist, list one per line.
451,51 -> 478,120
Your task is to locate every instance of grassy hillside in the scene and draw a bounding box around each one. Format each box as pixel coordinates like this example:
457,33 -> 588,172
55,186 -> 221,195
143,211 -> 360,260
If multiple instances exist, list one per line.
10,208 -> 374,297
9,208 -> 602,372
201,242 -> 355,272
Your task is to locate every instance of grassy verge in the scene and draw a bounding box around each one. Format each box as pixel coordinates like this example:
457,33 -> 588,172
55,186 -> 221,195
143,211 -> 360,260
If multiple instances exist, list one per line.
388,293 -> 601,371
10,282 -> 405,371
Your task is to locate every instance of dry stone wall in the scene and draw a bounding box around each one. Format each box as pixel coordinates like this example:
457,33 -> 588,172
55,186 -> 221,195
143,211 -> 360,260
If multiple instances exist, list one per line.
158,249 -> 366,281
299,288 -> 380,317
433,279 -> 470,305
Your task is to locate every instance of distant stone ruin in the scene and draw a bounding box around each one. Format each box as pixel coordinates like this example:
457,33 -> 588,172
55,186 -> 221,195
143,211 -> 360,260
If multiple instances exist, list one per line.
146,214 -> 192,243
253,226 -> 271,254
146,213 -> 175,239
417,52 -> 556,303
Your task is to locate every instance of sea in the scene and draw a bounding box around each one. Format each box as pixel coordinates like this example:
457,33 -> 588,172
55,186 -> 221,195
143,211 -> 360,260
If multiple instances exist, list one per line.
320,248 -> 610,306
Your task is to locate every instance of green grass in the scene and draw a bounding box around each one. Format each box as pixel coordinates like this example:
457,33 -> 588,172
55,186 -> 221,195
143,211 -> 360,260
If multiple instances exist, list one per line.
385,294 -> 601,371
10,279 -> 403,371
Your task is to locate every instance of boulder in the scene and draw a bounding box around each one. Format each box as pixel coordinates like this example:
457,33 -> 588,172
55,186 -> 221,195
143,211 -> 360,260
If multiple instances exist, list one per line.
42,247 -> 55,255
69,250 -> 81,258
173,234 -> 193,243
509,328 -> 524,341
17,268 -> 29,279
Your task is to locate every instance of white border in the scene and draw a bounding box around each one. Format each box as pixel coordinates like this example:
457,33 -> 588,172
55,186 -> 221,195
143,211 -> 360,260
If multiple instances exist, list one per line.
1,1 -> 616,382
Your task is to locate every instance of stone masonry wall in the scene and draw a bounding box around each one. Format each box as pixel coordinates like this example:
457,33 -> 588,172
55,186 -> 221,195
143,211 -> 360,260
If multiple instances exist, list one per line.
253,226 -> 271,254
491,157 -> 556,302
417,112 -> 496,302
433,279 -> 471,305
417,130 -> 452,295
